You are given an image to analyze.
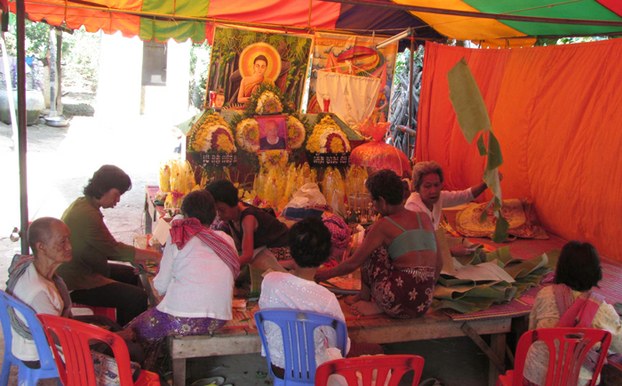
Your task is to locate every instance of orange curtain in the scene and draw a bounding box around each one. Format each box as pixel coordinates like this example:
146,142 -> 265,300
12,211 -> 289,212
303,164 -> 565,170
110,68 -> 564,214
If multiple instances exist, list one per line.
417,40 -> 622,262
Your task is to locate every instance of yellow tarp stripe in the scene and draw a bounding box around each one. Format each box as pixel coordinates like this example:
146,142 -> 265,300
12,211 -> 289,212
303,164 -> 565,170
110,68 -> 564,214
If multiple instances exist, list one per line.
393,0 -> 527,42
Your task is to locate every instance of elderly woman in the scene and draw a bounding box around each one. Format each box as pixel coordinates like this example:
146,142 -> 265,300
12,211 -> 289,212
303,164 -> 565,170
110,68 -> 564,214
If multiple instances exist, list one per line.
316,169 -> 442,318
128,190 -> 239,367
58,165 -> 161,326
524,241 -> 622,386
6,217 -> 73,365
405,161 -> 490,230
6,217 -> 143,378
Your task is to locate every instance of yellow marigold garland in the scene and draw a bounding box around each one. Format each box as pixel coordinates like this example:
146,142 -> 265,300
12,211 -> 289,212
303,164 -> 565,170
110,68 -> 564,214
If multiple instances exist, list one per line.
306,115 -> 350,154
188,112 -> 236,153
286,116 -> 306,149
235,118 -> 260,152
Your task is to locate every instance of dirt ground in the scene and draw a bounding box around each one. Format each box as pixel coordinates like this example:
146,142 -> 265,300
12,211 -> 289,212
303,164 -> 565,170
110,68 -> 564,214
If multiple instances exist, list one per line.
0,102 -> 490,385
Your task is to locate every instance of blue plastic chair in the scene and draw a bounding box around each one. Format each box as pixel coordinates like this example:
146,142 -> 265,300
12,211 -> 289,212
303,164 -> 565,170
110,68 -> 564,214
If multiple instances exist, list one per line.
254,309 -> 348,386
0,290 -> 59,386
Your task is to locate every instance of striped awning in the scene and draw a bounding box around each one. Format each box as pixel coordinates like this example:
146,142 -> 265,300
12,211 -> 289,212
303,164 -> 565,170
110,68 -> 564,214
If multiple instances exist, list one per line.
8,0 -> 622,45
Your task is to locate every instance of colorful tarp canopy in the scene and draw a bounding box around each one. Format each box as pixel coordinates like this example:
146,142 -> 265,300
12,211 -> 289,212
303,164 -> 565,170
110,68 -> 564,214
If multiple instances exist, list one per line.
7,0 -> 439,43
8,0 -> 622,44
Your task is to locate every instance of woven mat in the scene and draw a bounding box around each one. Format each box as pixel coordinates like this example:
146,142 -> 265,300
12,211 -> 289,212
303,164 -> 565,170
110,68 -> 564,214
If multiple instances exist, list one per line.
219,303 -> 259,334
444,286 -> 539,321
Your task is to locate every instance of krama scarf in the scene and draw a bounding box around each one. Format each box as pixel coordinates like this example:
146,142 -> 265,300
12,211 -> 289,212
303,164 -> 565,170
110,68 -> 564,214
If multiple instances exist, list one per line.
169,217 -> 240,278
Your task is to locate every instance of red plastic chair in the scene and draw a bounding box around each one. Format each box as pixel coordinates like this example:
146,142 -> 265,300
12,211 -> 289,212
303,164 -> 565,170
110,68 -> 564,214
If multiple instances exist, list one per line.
38,314 -> 159,385
314,354 -> 425,386
497,327 -> 612,386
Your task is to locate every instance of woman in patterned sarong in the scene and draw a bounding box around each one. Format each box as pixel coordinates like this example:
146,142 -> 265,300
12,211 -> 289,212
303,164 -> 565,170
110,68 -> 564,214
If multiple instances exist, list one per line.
316,169 -> 442,318
127,190 -> 240,369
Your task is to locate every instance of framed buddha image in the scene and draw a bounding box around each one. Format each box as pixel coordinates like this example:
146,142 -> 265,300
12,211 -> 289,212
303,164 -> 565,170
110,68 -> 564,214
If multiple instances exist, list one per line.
207,27 -> 312,111
257,115 -> 287,151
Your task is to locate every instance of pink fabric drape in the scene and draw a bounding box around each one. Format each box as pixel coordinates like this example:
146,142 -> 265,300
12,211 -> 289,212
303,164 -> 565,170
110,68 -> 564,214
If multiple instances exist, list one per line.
417,40 -> 622,262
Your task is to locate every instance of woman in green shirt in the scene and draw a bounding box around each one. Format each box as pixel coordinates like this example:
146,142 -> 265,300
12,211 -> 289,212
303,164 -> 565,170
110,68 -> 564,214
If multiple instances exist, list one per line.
57,165 -> 161,325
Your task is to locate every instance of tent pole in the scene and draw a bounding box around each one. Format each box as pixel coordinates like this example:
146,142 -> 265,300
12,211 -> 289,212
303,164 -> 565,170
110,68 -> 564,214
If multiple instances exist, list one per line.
16,0 -> 29,254
407,34 -> 414,160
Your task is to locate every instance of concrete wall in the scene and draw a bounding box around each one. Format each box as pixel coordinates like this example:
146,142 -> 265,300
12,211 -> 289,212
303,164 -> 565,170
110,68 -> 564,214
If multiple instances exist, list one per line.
97,33 -> 191,122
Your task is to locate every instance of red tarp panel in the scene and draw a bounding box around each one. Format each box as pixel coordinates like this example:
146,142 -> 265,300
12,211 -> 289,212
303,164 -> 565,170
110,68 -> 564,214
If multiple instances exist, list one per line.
416,39 -> 622,262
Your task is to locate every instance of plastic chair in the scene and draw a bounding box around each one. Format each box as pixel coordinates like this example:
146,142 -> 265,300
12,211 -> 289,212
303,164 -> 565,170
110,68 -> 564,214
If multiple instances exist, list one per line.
497,327 -> 612,386
38,314 -> 157,386
0,290 -> 59,385
314,354 -> 425,386
254,309 -> 348,386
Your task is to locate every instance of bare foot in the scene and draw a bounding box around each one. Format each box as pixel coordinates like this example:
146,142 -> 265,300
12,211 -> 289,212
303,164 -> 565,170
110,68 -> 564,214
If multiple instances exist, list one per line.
351,300 -> 383,316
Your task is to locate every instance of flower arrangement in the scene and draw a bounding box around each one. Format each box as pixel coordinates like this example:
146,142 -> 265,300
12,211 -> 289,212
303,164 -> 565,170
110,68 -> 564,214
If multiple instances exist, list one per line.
306,115 -> 351,154
282,162 -> 318,205
252,161 -> 318,212
245,82 -> 292,116
259,149 -> 289,169
188,112 -> 236,153
255,90 -> 283,115
159,159 -> 198,209
286,116 -> 306,149
235,118 -> 260,152
322,167 -> 346,216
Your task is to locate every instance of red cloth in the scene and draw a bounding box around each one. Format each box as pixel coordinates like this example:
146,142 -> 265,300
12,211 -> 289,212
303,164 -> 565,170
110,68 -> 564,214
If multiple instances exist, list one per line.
553,284 -> 603,328
170,218 -> 240,278
416,40 -> 622,262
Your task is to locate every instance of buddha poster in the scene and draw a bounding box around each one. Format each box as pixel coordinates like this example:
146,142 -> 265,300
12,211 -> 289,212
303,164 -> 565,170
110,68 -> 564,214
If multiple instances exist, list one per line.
207,27 -> 313,111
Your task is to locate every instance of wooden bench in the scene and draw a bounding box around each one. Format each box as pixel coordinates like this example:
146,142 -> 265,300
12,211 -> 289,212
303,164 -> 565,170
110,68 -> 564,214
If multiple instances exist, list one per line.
168,308 -> 516,386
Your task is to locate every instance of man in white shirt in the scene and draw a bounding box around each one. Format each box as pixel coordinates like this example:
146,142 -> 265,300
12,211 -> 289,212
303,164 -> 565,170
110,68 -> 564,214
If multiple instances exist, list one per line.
405,161 -> 490,230
259,217 -> 350,373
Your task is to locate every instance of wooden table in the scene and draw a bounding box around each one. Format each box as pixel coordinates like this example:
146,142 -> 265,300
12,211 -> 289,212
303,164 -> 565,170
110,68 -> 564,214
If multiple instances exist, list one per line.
169,304 -> 516,386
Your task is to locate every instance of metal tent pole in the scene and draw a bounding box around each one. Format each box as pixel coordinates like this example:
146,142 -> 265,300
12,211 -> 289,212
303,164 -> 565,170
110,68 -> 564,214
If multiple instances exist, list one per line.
16,0 -> 29,254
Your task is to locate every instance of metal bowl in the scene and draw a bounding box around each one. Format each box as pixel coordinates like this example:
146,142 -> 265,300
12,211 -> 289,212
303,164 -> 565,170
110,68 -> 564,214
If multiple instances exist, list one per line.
44,115 -> 70,127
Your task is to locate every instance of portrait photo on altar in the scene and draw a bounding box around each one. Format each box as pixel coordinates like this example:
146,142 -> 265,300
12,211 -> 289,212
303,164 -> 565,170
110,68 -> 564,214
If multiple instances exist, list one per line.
257,115 -> 287,151
206,27 -> 312,110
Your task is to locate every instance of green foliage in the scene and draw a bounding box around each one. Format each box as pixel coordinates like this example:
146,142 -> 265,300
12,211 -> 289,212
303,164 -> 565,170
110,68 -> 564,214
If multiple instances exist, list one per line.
4,14 -> 50,60
189,42 -> 211,108
3,17 -> 100,93
61,27 -> 101,92
536,36 -> 608,46
388,45 -> 425,158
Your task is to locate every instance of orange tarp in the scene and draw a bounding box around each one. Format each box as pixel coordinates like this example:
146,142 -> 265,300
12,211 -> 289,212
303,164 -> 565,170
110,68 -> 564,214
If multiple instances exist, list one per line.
416,40 -> 622,262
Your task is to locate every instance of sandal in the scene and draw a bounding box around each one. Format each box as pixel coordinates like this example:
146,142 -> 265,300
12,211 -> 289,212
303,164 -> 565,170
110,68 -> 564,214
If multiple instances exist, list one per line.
190,376 -> 226,386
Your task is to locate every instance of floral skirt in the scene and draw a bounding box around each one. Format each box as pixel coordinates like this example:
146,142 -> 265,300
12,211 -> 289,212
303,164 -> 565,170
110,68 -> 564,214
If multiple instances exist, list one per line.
128,307 -> 227,370
361,246 -> 436,319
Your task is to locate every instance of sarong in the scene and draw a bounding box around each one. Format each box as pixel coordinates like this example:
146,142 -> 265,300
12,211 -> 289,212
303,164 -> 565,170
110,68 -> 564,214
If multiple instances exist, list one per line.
128,307 -> 226,370
361,246 -> 436,318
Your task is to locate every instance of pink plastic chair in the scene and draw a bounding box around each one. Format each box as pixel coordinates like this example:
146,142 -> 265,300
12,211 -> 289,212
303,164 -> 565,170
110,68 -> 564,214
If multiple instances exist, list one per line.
497,327 -> 612,386
314,354 -> 425,386
38,314 -> 158,385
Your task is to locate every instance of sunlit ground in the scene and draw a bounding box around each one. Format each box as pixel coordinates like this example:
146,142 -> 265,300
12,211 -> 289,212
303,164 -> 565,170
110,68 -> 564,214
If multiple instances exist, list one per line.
0,112 -> 182,281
